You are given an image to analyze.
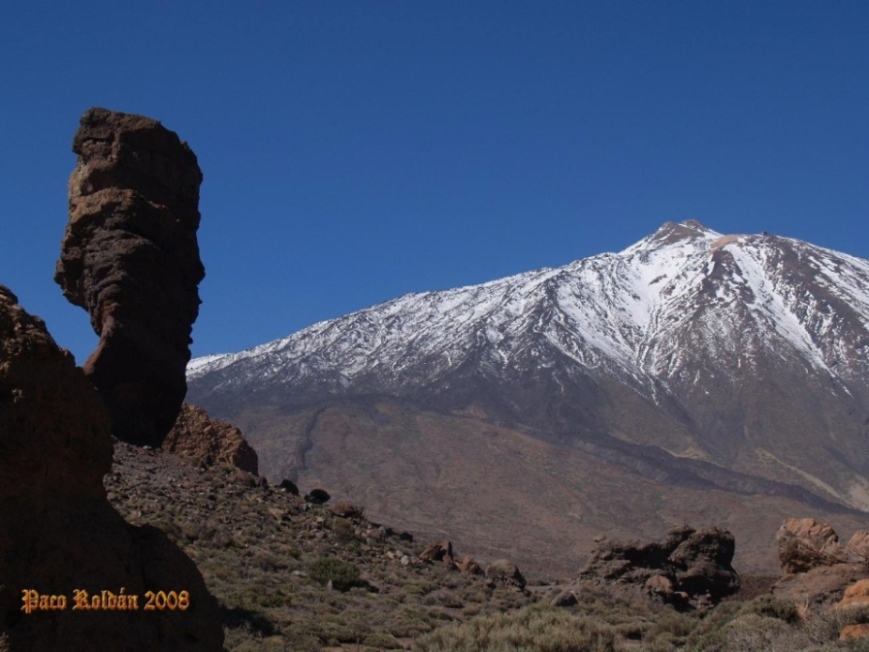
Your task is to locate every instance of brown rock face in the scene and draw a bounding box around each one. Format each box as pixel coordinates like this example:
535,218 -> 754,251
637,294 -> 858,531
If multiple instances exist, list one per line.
0,287 -> 222,650
776,517 -> 849,574
55,107 -> 205,447
580,525 -> 740,608
772,519 -> 869,610
164,403 -> 258,474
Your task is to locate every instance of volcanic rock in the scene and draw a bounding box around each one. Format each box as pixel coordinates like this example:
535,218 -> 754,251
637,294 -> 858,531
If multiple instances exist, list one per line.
457,556 -> 484,576
836,579 -> 869,609
278,479 -> 300,495
772,563 -> 865,609
55,107 -> 205,447
772,519 -> 869,609
0,286 -> 222,650
305,488 -> 331,505
485,560 -> 526,588
776,517 -> 849,574
846,530 -> 869,561
164,403 -> 258,474
330,503 -> 362,518
580,525 -> 739,608
420,541 -> 454,564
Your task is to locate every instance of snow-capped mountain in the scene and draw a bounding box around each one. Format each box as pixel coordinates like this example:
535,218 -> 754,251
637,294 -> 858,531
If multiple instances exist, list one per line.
190,220 -> 869,391
187,221 -> 869,573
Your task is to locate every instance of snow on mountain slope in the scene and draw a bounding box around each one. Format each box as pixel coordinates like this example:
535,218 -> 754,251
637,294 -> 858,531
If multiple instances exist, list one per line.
188,220 -> 869,398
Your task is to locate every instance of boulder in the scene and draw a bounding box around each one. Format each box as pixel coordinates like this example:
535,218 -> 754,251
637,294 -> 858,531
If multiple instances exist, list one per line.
846,530 -> 869,561
420,541 -> 454,564
164,403 -> 258,474
330,503 -> 362,518
581,525 -> 739,608
0,286 -> 222,650
836,580 -> 869,641
836,579 -> 869,609
776,518 -> 849,574
457,556 -> 484,576
485,560 -> 526,589
55,107 -> 205,447
278,479 -> 300,495
304,488 -> 331,505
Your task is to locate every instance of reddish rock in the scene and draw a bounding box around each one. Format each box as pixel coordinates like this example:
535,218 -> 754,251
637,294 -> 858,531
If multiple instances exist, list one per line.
164,403 -> 258,474
420,541 -> 454,563
846,530 -> 869,561
838,581 -> 869,641
836,579 -> 869,608
457,556 -> 484,576
645,574 -> 675,598
330,503 -> 362,518
776,518 -> 849,574
840,624 -> 869,642
54,107 -> 205,447
0,286 -> 222,650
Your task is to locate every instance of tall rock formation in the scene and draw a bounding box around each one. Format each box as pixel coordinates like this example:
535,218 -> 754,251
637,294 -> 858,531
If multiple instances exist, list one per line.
0,286 -> 222,650
55,107 -> 205,447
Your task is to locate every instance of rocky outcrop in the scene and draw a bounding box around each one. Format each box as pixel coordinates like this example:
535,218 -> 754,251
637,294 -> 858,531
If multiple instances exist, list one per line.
420,541 -> 455,567
457,556 -> 484,576
835,580 -> 869,641
278,479 -> 300,495
305,488 -> 331,505
485,560 -> 527,589
330,503 -> 362,518
776,518 -> 849,573
164,403 -> 258,474
55,107 -> 205,447
0,287 -> 222,650
580,525 -> 740,609
772,519 -> 869,609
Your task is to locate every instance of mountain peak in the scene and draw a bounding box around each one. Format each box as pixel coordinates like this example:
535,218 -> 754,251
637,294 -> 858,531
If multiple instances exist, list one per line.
620,220 -> 720,256
651,219 -> 716,243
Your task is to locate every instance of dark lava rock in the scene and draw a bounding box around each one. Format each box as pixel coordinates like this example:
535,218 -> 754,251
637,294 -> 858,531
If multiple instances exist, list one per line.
305,488 -> 331,505
581,525 -> 739,608
278,479 -> 300,495
55,107 -> 205,447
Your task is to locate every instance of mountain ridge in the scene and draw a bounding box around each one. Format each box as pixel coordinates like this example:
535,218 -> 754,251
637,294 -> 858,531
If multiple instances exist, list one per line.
187,221 -> 869,574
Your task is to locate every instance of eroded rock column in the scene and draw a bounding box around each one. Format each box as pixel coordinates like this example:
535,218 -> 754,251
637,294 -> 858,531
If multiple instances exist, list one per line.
55,107 -> 205,446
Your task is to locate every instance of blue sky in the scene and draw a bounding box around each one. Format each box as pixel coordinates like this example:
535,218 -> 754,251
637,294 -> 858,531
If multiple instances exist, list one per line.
2,2 -> 867,364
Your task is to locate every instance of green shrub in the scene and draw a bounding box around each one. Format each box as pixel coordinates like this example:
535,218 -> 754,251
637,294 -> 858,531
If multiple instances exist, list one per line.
739,594 -> 801,624
332,518 -> 361,545
309,556 -> 361,591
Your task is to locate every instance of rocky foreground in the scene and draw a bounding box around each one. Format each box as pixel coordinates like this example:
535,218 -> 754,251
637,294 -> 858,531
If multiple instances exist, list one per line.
106,429 -> 869,651
106,439 -> 537,650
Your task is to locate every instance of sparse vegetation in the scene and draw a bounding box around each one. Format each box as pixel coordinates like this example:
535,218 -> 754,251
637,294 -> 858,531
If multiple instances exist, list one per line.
309,556 -> 361,591
106,442 -> 869,652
